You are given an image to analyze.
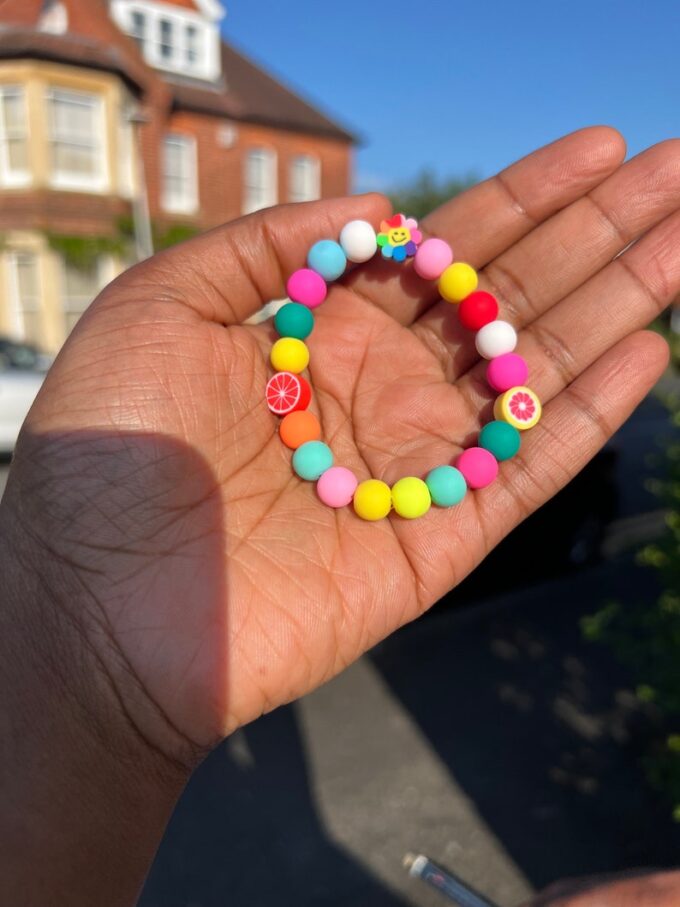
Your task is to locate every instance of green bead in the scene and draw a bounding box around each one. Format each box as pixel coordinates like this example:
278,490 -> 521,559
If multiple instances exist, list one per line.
292,441 -> 333,481
425,465 -> 467,507
479,420 -> 521,461
275,302 -> 314,340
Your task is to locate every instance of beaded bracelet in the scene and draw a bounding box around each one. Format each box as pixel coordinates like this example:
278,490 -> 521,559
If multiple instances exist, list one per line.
265,214 -> 542,522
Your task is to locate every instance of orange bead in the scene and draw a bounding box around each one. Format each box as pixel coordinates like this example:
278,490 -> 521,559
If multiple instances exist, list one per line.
279,410 -> 321,449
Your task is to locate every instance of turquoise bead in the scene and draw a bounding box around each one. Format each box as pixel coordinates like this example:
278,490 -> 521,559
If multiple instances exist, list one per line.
307,240 -> 347,281
479,420 -> 521,461
275,302 -> 314,340
425,465 -> 467,507
292,441 -> 333,481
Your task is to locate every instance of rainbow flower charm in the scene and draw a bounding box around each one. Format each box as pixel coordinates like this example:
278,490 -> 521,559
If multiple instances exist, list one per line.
376,214 -> 422,262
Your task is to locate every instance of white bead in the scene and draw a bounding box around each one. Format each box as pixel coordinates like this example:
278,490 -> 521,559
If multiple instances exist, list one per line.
339,220 -> 377,263
475,320 -> 517,360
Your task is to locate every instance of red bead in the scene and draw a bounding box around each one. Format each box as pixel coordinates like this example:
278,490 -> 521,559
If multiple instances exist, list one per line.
458,291 -> 498,331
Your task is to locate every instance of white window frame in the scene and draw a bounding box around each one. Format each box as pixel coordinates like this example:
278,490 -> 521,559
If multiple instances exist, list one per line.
243,148 -> 277,215
289,154 -> 320,203
5,251 -> 42,343
0,85 -> 31,188
109,1 -> 222,81
46,88 -> 108,193
162,133 -> 199,216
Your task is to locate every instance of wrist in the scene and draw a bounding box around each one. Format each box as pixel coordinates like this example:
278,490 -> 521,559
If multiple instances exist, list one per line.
0,474 -> 190,907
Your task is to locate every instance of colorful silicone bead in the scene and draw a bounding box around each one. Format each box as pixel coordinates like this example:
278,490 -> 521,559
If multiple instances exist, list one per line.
457,447 -> 499,489
458,291 -> 499,331
266,372 -> 311,415
439,262 -> 478,303
479,420 -> 521,461
274,302 -> 314,340
307,240 -> 347,281
486,352 -> 529,392
270,337 -> 309,373
425,465 -> 467,507
353,479 -> 392,521
339,220 -> 377,263
292,440 -> 334,481
317,466 -> 358,508
494,386 -> 542,431
475,320 -> 518,360
286,268 -> 327,308
391,476 -> 431,519
280,410 -> 321,449
414,238 -> 453,281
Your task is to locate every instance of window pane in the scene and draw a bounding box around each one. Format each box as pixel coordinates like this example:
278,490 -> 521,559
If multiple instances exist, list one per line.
9,253 -> 42,346
160,19 -> 173,58
162,134 -> 197,213
244,148 -> 276,213
290,155 -> 319,203
47,90 -> 103,185
186,25 -> 199,62
17,255 -> 39,304
62,259 -> 100,333
0,86 -> 29,183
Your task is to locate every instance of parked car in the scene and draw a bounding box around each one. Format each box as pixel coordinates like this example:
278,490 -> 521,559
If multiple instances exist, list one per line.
0,338 -> 50,455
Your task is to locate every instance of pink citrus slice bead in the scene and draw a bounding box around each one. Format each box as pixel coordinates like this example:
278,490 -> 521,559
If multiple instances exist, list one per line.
456,447 -> 499,489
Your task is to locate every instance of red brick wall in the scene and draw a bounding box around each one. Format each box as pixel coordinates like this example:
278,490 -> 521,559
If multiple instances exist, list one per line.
144,111 -> 352,229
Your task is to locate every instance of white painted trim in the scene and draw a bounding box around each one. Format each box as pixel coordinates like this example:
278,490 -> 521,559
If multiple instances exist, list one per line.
5,251 -> 42,341
243,147 -> 278,214
289,153 -> 320,203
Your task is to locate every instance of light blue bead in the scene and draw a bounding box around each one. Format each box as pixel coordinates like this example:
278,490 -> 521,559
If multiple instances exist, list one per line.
307,240 -> 347,282
425,465 -> 467,507
292,441 -> 334,481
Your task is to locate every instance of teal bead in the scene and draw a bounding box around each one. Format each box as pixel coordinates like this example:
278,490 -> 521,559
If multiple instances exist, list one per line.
292,441 -> 334,481
479,420 -> 521,461
425,465 -> 467,507
275,302 -> 314,340
307,240 -> 347,281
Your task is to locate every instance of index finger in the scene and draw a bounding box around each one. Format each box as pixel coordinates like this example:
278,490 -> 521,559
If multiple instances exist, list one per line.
342,126 -> 626,325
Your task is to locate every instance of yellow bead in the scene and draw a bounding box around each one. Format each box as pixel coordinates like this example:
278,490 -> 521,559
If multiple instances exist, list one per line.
270,337 -> 309,374
391,476 -> 431,519
494,386 -> 542,430
438,262 -> 478,303
353,479 -> 392,521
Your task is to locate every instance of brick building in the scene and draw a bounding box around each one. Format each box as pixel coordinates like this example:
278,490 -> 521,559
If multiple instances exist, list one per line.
0,0 -> 354,352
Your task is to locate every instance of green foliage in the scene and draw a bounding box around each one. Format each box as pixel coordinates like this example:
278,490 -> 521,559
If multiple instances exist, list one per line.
47,219 -> 201,271
388,169 -> 478,221
582,351 -> 680,816
46,233 -> 129,271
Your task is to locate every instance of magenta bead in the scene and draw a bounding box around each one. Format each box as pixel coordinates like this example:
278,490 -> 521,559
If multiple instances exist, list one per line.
486,353 -> 529,393
317,466 -> 358,508
413,238 -> 454,281
287,268 -> 327,309
457,447 -> 499,489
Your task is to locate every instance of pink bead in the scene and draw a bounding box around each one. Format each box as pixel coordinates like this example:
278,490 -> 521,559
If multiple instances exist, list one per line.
456,447 -> 499,489
486,353 -> 529,393
317,466 -> 358,508
287,268 -> 327,309
413,238 -> 454,281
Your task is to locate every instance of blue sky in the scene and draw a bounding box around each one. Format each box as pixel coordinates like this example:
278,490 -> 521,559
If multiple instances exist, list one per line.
223,0 -> 679,193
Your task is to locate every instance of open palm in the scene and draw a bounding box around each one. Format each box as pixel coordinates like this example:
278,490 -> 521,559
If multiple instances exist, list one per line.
11,127 -> 679,766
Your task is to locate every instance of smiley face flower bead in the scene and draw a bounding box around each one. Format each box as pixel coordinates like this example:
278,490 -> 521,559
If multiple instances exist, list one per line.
376,214 -> 422,262
264,210 -> 543,522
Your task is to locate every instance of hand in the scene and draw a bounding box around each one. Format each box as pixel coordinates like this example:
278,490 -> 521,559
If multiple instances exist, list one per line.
3,127 -> 679,767
526,871 -> 680,907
